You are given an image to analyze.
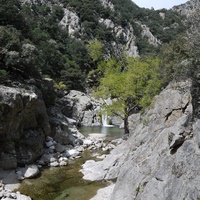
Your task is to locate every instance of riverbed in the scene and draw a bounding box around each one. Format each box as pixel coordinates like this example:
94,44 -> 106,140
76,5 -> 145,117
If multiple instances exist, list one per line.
19,126 -> 123,200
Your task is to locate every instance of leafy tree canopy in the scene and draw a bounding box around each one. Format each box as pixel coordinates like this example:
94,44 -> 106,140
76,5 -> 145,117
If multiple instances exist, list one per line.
94,55 -> 162,134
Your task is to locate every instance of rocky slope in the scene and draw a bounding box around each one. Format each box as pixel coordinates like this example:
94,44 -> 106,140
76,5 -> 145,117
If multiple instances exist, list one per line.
173,0 -> 200,16
81,79 -> 200,200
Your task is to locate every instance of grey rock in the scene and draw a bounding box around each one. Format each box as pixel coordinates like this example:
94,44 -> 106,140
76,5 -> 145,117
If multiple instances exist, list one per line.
64,90 -> 101,126
55,143 -> 66,153
0,156 -> 17,170
50,157 -> 57,163
24,165 -> 40,179
80,160 -> 106,181
193,119 -> 200,147
59,161 -> 67,166
140,23 -> 161,46
45,141 -> 54,148
50,161 -> 59,167
67,149 -> 80,158
80,80 -> 200,200
99,0 -> 114,11
59,8 -> 81,37
58,157 -> 68,162
0,85 -> 50,167
173,0 -> 200,17
81,140 -> 127,181
39,154 -> 51,165
16,192 -> 31,200
46,136 -> 53,142
49,145 -> 55,153
75,146 -> 84,152
83,139 -> 93,146
90,184 -> 115,200
109,80 -> 197,200
2,170 -> 20,191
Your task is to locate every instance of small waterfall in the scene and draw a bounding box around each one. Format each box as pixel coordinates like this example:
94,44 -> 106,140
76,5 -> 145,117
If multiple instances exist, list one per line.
102,112 -> 108,126
101,112 -> 114,127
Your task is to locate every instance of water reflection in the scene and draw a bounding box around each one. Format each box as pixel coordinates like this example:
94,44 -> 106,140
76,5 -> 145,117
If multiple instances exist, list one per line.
19,151 -> 107,200
101,126 -> 108,134
19,126 -> 123,200
79,126 -> 124,141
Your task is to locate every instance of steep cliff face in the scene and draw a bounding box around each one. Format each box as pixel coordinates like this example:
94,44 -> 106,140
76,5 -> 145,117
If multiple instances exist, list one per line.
82,79 -> 200,200
0,85 -> 50,169
111,80 -> 196,200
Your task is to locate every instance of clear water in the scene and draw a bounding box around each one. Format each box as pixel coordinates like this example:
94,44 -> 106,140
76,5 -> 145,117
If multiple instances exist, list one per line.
79,126 -> 124,141
19,126 -> 123,200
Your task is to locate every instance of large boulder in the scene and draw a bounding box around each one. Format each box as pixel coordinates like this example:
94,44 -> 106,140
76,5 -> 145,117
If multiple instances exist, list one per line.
48,102 -> 85,146
61,90 -> 101,126
0,85 -> 50,168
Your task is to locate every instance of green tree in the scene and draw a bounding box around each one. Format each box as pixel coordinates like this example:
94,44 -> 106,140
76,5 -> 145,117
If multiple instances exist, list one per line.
87,39 -> 104,63
159,35 -> 190,85
94,56 -> 162,134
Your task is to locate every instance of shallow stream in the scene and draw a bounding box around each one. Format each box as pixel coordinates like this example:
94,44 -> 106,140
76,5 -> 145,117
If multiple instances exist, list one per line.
19,126 -> 123,200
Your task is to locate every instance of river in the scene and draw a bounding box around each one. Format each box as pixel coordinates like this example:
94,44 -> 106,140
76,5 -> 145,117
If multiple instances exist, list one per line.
19,126 -> 123,200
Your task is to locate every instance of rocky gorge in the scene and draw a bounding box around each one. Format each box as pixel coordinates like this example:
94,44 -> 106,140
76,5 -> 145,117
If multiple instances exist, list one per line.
1,0 -> 200,199
1,78 -> 200,200
0,79 -> 123,199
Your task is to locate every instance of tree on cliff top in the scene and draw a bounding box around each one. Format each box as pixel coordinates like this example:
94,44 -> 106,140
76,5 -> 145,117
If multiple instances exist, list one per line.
93,56 -> 162,135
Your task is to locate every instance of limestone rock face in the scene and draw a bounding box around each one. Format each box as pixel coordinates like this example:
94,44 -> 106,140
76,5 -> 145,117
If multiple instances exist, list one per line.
62,90 -> 101,126
99,18 -> 139,57
82,80 -> 200,200
47,92 -> 85,146
110,80 -> 199,200
59,8 -> 81,37
140,24 -> 161,46
99,0 -> 115,11
0,85 -> 50,168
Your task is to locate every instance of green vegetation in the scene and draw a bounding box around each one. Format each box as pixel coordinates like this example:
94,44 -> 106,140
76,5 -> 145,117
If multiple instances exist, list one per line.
110,0 -> 186,53
159,9 -> 200,85
0,0 -> 90,90
0,0 -> 191,98
91,42 -> 162,134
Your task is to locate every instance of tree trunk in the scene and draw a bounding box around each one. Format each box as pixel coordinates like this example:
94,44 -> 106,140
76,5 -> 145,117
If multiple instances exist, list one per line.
124,115 -> 129,135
